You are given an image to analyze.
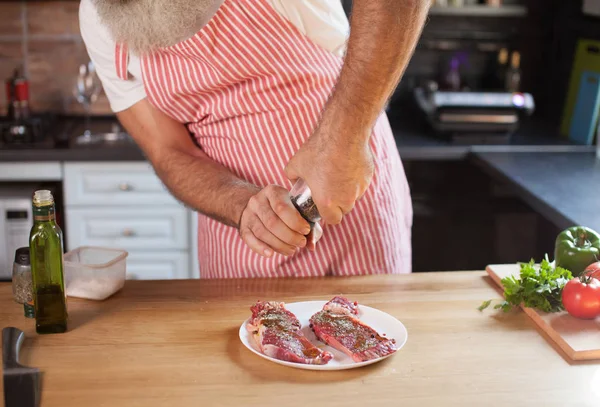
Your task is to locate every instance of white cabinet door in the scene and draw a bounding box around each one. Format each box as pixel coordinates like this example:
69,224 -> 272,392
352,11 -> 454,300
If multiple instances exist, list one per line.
64,162 -> 179,206
125,251 -> 190,280
66,207 -> 189,251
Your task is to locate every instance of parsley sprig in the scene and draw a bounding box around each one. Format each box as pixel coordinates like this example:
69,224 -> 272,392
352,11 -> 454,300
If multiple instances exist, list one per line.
480,259 -> 572,313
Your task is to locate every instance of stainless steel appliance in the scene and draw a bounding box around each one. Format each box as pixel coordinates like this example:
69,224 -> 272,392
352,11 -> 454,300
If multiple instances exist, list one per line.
414,85 -> 535,143
0,187 -> 33,280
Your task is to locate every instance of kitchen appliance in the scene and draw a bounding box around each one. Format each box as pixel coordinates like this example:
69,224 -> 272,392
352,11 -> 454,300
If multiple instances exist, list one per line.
0,187 -> 33,280
414,84 -> 535,143
2,327 -> 42,407
583,0 -> 600,17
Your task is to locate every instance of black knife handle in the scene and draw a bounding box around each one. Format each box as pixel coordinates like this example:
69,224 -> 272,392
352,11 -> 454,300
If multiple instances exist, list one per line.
2,327 -> 25,369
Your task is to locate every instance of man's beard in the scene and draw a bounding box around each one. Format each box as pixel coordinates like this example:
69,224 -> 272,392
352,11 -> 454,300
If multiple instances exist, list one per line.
92,0 -> 224,55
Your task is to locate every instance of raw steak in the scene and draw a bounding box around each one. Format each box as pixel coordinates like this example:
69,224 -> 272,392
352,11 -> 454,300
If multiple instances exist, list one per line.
309,296 -> 397,362
247,301 -> 333,365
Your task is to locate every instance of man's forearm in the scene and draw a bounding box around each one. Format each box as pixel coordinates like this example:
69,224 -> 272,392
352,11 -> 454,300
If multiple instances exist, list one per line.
117,104 -> 259,228
321,0 -> 431,138
149,146 -> 259,228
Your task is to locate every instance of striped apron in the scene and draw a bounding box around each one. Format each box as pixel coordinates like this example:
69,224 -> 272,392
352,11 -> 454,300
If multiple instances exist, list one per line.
115,0 -> 413,278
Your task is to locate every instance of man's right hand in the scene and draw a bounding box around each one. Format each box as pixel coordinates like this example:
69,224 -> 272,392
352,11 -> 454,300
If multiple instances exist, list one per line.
239,185 -> 313,257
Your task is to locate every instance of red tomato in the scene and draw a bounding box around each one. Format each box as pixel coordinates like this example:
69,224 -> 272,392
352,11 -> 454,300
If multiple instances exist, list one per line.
562,276 -> 600,319
584,261 -> 600,279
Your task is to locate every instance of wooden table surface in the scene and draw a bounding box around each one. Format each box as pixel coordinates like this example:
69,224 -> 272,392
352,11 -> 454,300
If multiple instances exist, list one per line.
1,272 -> 599,407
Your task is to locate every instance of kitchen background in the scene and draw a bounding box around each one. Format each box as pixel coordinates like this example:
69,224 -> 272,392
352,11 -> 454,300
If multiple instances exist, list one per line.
1,0 -> 599,279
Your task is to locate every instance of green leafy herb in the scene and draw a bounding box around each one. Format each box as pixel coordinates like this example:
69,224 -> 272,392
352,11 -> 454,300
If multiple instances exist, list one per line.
477,300 -> 492,311
482,259 -> 572,313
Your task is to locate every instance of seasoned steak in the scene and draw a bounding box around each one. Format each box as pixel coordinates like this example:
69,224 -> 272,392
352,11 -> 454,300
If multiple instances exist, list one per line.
247,301 -> 333,365
310,296 -> 397,362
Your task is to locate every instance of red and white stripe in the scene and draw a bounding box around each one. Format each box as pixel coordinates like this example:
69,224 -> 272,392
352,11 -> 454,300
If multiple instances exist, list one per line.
115,43 -> 129,80
118,0 -> 412,278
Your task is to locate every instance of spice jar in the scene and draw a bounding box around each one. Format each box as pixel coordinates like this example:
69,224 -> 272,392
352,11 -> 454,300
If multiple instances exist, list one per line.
12,247 -> 35,318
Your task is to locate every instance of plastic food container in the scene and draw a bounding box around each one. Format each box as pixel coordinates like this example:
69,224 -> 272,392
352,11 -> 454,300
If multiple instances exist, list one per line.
64,246 -> 128,300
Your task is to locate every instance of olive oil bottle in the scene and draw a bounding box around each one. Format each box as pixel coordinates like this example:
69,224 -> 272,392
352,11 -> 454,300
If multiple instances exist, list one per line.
29,190 -> 68,334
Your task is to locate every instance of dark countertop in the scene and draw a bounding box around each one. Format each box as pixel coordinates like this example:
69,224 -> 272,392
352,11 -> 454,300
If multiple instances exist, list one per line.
473,151 -> 600,232
0,145 -> 146,162
389,104 -> 595,160
0,117 -> 146,162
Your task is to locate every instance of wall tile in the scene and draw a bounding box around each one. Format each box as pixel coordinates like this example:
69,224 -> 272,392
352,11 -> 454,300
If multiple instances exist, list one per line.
0,3 -> 23,37
0,41 -> 24,115
26,38 -> 112,115
26,1 -> 80,37
27,39 -> 90,112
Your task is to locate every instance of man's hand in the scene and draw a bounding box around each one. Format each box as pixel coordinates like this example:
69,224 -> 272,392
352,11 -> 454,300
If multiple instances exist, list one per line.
285,122 -> 374,225
239,185 -> 313,257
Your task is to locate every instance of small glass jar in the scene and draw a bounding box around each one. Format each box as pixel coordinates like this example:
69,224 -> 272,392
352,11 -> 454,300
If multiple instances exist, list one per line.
12,247 -> 35,318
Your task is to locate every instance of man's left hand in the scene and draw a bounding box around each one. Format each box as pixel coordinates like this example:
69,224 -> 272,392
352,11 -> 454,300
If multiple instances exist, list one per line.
285,123 -> 374,225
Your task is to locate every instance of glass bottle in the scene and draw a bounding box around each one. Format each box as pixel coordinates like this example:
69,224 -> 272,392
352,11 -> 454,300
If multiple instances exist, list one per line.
29,190 -> 68,334
12,247 -> 35,318
495,48 -> 508,90
505,51 -> 522,93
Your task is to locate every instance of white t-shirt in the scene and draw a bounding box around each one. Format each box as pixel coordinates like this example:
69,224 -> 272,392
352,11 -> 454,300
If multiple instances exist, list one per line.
79,0 -> 350,113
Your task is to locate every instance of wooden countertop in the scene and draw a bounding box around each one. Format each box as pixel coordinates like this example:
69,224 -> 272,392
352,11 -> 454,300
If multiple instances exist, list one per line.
1,272 -> 598,407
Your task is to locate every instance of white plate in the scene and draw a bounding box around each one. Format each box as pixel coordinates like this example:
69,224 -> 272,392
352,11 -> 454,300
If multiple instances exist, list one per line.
239,300 -> 408,370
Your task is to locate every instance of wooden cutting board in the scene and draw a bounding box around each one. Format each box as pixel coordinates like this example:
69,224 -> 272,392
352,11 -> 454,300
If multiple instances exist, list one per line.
486,264 -> 600,361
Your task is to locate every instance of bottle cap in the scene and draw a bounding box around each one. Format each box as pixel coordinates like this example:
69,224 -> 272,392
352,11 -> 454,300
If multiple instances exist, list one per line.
14,247 -> 30,266
33,190 -> 53,205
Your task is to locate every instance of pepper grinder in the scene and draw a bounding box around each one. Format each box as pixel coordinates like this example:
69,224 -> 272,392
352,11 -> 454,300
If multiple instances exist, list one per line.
289,179 -> 321,224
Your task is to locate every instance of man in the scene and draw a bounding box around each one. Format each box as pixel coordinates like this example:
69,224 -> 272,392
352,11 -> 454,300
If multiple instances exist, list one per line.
79,0 -> 431,278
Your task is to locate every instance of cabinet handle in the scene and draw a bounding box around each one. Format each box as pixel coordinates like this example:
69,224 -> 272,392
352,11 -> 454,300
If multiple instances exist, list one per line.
118,183 -> 133,191
121,228 -> 135,237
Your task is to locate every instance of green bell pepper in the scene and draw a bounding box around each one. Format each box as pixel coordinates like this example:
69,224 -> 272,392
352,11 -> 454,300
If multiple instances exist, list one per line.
554,226 -> 600,277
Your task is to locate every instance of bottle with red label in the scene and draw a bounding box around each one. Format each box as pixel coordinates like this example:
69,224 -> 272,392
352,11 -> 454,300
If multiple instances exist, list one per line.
4,68 -> 30,121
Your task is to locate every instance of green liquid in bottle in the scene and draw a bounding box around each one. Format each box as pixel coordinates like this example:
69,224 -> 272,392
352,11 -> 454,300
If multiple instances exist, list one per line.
29,190 -> 68,334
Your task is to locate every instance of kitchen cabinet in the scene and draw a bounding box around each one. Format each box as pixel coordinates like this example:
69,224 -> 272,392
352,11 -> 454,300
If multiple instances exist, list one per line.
125,251 -> 190,280
404,159 -> 559,272
65,207 -> 189,250
63,162 -> 197,280
63,162 -> 179,205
